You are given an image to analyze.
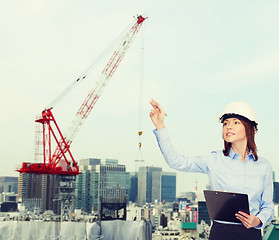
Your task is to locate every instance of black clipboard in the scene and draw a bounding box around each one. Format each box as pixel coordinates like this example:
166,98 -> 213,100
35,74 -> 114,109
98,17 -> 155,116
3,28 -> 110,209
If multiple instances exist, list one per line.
203,190 -> 250,223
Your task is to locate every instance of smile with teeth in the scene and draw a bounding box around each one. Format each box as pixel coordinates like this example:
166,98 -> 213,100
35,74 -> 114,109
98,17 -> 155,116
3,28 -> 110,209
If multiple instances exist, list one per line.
226,132 -> 235,137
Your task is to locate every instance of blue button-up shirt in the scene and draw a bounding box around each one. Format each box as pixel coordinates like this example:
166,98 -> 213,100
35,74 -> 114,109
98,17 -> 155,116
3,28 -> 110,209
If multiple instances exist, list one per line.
154,128 -> 274,229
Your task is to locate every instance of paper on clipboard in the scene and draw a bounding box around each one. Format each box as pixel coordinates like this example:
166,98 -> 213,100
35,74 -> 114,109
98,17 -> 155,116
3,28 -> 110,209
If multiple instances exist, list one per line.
203,190 -> 250,223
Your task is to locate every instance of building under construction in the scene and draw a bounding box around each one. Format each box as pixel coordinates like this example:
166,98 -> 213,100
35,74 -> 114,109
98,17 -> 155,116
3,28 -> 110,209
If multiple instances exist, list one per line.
18,173 -> 60,214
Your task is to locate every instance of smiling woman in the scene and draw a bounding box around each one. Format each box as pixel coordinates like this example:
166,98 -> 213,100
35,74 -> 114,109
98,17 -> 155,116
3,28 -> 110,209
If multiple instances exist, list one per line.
222,118 -> 255,163
149,99 -> 274,240
220,102 -> 259,162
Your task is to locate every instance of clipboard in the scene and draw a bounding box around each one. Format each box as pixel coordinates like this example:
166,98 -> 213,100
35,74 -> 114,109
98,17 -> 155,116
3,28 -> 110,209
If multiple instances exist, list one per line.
203,190 -> 250,223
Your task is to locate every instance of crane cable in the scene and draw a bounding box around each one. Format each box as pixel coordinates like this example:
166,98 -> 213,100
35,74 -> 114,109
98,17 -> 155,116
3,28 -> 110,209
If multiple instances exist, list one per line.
135,22 -> 145,165
46,19 -> 135,109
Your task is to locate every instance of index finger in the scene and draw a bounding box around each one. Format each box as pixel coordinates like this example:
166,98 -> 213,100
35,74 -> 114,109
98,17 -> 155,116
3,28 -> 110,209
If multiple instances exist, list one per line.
150,98 -> 161,110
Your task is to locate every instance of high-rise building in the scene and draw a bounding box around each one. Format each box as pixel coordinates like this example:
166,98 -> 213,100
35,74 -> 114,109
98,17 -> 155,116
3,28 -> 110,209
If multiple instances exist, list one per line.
98,163 -> 129,202
198,201 -> 211,226
75,158 -> 130,213
138,166 -> 162,205
18,173 -> 60,214
152,172 -> 176,203
0,176 -> 18,194
75,158 -> 101,213
129,172 -> 138,203
79,158 -> 101,167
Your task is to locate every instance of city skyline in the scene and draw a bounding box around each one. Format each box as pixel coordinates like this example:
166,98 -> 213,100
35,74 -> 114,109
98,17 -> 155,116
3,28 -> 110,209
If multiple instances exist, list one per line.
1,1 -> 279,195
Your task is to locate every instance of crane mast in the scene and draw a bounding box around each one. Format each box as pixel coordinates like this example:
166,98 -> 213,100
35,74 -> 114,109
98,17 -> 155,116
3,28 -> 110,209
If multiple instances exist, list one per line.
17,15 -> 146,175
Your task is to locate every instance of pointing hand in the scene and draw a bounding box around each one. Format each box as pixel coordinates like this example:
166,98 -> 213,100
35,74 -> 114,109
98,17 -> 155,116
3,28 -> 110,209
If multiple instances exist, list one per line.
149,98 -> 166,130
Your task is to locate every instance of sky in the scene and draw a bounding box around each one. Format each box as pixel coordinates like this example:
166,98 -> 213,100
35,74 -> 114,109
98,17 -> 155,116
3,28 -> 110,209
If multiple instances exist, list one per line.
1,0 -> 279,195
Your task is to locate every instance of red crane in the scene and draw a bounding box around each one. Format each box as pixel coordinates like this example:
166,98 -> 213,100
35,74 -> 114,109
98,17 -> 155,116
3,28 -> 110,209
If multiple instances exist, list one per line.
17,15 -> 147,176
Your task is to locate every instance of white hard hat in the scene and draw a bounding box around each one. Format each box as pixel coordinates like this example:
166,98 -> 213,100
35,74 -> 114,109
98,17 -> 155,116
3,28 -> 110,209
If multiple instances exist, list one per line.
219,101 -> 258,128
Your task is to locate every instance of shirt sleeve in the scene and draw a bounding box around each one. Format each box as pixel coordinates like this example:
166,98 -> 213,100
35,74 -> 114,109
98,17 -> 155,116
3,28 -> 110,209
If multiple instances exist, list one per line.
153,128 -> 212,174
255,162 -> 274,229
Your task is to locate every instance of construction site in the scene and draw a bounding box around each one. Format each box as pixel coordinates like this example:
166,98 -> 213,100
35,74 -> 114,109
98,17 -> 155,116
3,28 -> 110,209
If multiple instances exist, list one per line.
2,2 -> 279,240
0,15 -> 151,240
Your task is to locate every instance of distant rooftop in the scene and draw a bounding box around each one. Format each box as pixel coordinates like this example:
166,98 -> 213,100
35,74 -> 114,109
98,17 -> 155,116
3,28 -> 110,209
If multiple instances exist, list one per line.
0,176 -> 18,182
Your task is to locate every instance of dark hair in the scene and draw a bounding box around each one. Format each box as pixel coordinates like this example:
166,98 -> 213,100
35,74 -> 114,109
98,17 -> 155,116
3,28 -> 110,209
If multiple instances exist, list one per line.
223,118 -> 258,161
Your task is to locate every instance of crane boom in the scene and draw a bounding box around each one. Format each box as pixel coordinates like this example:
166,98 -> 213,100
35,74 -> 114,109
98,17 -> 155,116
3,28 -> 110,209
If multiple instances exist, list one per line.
51,15 -> 146,169
17,15 -> 146,175
51,15 -> 146,167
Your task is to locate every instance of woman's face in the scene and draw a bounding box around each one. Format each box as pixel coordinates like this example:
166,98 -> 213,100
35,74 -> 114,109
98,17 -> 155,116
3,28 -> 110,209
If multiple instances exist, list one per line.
222,118 -> 247,144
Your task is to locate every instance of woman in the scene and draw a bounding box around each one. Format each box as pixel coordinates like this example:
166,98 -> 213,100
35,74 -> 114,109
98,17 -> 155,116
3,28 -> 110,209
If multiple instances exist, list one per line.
149,99 -> 274,240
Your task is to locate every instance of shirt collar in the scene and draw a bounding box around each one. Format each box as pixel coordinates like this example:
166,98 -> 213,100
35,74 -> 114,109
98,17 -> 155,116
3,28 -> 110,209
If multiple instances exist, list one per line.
228,148 -> 256,161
